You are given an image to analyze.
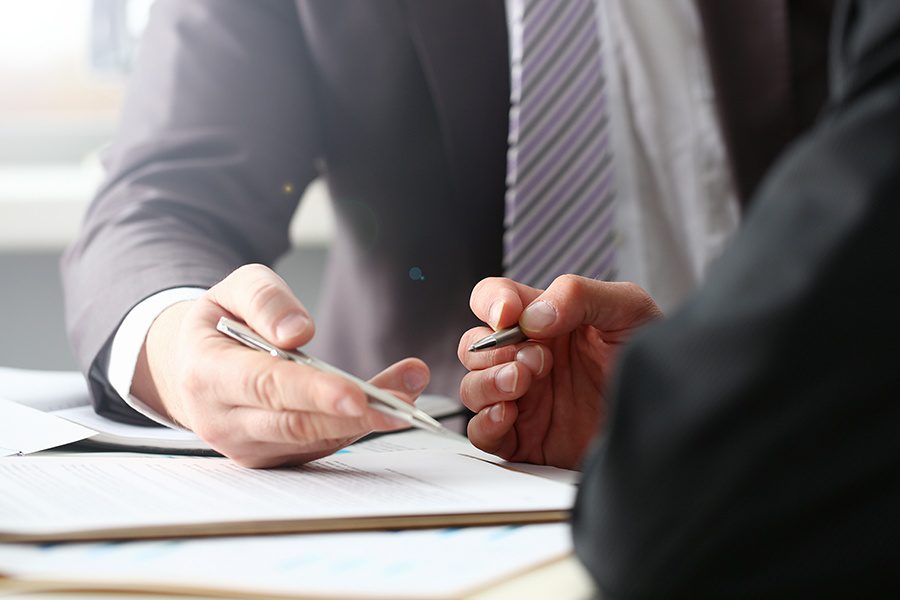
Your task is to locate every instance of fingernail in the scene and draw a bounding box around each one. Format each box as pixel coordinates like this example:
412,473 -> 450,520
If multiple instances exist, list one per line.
521,301 -> 556,332
403,368 -> 428,392
275,312 -> 309,341
489,403 -> 505,423
495,363 -> 519,394
516,345 -> 544,374
489,301 -> 505,329
336,396 -> 364,417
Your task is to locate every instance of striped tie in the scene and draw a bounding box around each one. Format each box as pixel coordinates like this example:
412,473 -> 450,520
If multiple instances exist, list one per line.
504,0 -> 616,290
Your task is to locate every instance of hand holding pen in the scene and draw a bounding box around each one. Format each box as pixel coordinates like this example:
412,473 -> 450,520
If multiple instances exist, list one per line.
131,264 -> 435,469
217,317 -> 449,436
457,276 -> 662,470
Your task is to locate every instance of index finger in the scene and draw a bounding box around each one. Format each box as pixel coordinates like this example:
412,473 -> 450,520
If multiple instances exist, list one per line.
469,277 -> 542,330
201,337 -> 370,418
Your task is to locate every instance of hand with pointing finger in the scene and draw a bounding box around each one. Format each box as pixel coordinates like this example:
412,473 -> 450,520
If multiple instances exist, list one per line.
132,264 -> 430,468
458,275 -> 662,470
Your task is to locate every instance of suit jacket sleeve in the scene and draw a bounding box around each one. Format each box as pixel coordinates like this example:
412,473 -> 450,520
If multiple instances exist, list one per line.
61,0 -> 323,423
573,1 -> 900,596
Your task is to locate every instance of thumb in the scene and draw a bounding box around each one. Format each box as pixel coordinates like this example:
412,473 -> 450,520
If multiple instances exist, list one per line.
207,264 -> 315,348
518,275 -> 662,339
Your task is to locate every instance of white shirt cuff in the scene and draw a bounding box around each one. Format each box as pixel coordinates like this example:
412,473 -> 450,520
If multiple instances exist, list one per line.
107,287 -> 207,429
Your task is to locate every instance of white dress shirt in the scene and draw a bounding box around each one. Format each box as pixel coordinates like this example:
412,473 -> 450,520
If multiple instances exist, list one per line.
107,287 -> 205,428
109,0 -> 740,424
596,0 -> 740,310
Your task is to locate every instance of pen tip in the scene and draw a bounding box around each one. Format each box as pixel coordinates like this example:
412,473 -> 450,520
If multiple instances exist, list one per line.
468,339 -> 495,352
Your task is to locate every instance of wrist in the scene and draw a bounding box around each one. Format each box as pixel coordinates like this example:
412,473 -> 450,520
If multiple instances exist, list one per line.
132,300 -> 195,424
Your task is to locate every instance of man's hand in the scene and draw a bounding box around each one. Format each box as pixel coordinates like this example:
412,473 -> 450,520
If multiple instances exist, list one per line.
133,264 -> 430,468
458,275 -> 661,470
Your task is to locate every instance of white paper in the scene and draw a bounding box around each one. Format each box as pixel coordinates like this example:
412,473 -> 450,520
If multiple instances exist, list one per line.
52,405 -> 209,450
354,429 -> 581,485
354,428 -> 479,454
0,399 -> 96,457
0,367 -> 90,412
0,450 -> 575,539
0,523 -> 572,599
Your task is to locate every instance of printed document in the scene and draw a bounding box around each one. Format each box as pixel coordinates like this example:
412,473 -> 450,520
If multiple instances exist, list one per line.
0,449 -> 574,542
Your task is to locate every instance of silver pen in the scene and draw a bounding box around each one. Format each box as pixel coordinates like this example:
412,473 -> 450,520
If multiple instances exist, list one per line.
468,325 -> 531,352
216,317 -> 451,436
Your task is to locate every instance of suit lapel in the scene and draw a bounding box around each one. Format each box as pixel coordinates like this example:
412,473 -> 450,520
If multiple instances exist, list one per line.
696,0 -> 794,206
698,0 -> 834,206
405,0 -> 797,208
404,0 -> 831,213
402,1 -> 510,204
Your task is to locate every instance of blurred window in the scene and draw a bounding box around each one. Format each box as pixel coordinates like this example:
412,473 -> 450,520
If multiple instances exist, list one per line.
0,0 -> 151,166
0,1 -> 331,250
0,0 -> 152,249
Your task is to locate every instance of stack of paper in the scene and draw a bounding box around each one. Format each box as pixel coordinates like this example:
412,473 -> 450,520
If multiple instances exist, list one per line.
0,367 -> 582,598
0,524 -> 573,599
0,447 -> 574,542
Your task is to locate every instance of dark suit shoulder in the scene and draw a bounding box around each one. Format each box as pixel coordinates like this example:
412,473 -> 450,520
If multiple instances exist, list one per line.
574,1 -> 900,596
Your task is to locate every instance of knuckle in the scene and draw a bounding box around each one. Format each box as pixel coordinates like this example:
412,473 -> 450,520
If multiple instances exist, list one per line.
470,277 -> 509,309
303,371 -> 334,412
469,279 -> 490,310
178,369 -> 204,399
232,263 -> 270,281
467,418 -> 499,454
280,412 -> 316,442
459,373 -> 478,408
230,452 -> 273,469
489,345 -> 518,366
247,368 -> 280,410
246,281 -> 284,317
223,264 -> 273,292
458,329 -> 483,364
363,412 -> 395,434
552,274 -> 584,300
481,370 -> 498,398
558,275 -> 606,325
457,338 -> 470,365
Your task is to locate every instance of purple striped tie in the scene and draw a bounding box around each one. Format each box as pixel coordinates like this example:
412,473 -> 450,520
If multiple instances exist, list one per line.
504,0 -> 616,289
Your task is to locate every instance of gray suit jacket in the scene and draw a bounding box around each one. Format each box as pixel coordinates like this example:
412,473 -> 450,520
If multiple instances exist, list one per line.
61,0 -> 833,423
